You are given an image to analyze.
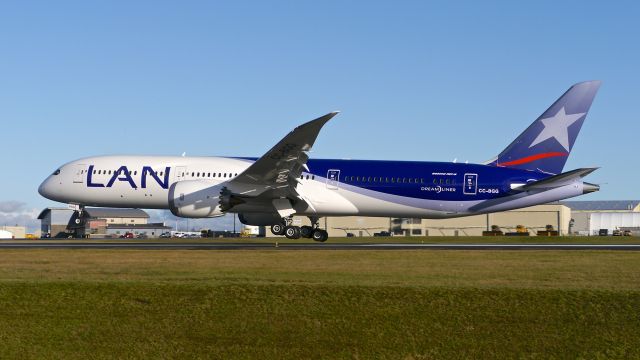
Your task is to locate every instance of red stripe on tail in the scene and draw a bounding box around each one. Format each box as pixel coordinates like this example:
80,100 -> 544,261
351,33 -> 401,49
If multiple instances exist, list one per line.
499,152 -> 568,167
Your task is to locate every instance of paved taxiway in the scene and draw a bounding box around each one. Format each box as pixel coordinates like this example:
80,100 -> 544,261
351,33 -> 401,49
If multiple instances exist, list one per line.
0,242 -> 639,250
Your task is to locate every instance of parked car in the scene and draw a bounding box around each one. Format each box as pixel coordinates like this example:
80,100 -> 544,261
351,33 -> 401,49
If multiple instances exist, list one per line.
373,231 -> 392,237
119,232 -> 134,239
159,232 -> 172,238
136,233 -> 148,239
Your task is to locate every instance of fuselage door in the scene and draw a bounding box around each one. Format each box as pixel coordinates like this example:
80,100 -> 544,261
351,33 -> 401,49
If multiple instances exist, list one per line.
73,164 -> 86,183
326,169 -> 340,190
463,173 -> 478,195
175,166 -> 187,183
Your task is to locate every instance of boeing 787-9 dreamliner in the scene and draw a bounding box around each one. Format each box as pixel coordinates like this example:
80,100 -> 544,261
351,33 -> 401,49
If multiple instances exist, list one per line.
40,81 -> 601,241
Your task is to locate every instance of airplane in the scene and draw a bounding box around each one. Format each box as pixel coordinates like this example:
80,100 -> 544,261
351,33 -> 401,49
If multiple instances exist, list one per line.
39,81 -> 601,242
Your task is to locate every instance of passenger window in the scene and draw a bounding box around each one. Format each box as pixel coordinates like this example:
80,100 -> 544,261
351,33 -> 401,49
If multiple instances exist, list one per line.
368,177 -> 372,182
391,178 -> 395,183
134,171 -> 137,175
312,176 -> 315,180
207,173 -> 211,177
93,170 -> 96,175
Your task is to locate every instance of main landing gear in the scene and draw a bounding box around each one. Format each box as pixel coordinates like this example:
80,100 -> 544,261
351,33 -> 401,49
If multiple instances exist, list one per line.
270,217 -> 328,242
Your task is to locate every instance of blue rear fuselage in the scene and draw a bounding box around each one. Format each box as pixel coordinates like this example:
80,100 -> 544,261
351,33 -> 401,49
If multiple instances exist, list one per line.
242,157 -> 550,202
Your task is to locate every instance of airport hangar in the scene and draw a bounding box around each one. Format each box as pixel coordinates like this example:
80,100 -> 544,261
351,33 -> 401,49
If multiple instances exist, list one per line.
0,226 -> 26,239
38,208 -> 170,238
37,200 -> 640,238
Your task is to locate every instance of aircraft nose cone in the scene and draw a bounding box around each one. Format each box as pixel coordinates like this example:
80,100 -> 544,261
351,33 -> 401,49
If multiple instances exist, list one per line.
38,178 -> 53,200
583,182 -> 600,194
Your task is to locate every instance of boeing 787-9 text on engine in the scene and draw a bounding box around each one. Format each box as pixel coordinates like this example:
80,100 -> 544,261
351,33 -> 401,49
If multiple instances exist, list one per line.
39,81 -> 601,241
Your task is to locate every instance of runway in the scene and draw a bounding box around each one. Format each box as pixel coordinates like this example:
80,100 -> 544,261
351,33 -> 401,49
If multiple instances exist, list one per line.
1,241 -> 640,250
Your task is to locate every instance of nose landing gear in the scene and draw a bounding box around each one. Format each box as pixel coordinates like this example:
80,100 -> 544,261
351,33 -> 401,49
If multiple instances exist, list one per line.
270,217 -> 328,242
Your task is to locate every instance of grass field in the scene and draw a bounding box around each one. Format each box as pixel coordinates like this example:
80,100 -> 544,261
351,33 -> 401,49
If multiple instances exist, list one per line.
0,250 -> 639,359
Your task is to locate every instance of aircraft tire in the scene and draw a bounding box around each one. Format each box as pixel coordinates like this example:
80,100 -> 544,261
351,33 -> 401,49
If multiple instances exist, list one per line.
300,226 -> 314,238
312,229 -> 328,242
271,223 -> 285,236
284,226 -> 301,239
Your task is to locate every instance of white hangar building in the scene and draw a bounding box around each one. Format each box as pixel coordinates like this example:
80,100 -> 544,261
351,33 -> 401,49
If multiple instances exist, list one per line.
561,200 -> 640,235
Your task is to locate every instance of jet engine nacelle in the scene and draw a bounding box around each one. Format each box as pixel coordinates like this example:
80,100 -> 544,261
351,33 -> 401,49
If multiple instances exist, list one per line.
168,180 -> 226,218
238,212 -> 283,226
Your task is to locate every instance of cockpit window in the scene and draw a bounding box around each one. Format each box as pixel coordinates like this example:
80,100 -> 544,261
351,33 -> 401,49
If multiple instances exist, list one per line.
52,169 -> 61,176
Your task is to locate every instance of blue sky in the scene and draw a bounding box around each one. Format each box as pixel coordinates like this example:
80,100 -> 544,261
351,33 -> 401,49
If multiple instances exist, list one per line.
1,1 -> 639,230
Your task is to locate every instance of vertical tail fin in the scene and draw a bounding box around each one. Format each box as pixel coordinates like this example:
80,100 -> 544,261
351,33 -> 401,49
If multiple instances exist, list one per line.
487,81 -> 601,174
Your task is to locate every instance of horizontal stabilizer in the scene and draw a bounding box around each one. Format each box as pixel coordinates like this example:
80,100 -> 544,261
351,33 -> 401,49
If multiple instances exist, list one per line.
515,167 -> 599,191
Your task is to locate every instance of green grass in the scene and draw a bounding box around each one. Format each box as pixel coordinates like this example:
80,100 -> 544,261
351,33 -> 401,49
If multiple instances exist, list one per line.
0,250 -> 639,359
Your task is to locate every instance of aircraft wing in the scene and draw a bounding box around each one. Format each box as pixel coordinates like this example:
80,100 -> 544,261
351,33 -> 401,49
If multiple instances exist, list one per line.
513,167 -> 598,192
224,112 -> 338,215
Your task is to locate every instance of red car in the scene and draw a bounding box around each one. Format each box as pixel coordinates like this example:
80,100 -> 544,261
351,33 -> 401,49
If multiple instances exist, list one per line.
119,232 -> 134,239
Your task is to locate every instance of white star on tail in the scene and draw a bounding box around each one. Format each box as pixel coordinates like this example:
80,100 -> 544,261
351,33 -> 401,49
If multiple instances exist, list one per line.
529,107 -> 585,151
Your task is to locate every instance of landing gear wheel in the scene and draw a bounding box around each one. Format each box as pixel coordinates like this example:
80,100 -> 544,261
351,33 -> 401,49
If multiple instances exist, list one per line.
284,226 -> 301,239
312,229 -> 328,242
271,223 -> 285,236
300,226 -> 314,239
